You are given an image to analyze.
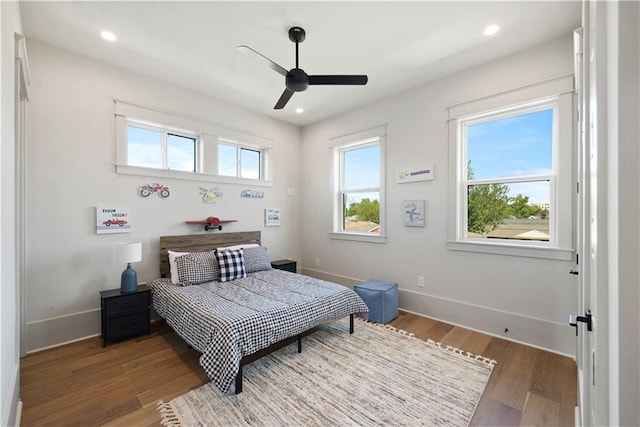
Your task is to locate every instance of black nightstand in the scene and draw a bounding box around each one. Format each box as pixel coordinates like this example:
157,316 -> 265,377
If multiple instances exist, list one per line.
100,285 -> 150,347
271,259 -> 297,273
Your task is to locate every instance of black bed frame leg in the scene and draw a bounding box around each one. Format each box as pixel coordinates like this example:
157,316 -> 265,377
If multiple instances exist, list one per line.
350,314 -> 354,334
235,364 -> 243,394
297,335 -> 302,353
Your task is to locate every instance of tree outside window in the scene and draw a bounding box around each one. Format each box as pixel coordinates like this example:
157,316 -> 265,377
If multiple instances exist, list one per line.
463,106 -> 554,242
339,141 -> 380,234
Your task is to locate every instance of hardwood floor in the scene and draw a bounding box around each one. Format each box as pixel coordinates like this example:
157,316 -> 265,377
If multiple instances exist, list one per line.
20,311 -> 576,426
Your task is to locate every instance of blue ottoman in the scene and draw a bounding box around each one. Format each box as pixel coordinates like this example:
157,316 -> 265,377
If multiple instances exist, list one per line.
354,280 -> 399,324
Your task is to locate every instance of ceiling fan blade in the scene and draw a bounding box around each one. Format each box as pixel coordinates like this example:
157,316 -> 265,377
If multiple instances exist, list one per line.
274,88 -> 295,110
308,75 -> 368,85
236,45 -> 288,77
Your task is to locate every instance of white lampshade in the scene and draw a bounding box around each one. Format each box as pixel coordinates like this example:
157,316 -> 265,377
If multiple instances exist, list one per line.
116,242 -> 142,264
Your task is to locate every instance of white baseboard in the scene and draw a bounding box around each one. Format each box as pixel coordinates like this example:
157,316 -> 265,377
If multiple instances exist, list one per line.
302,267 -> 576,357
14,400 -> 22,427
25,309 -> 101,353
25,271 -> 577,357
2,363 -> 20,427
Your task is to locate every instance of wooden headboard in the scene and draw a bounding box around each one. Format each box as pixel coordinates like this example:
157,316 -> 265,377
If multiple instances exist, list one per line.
159,231 -> 261,277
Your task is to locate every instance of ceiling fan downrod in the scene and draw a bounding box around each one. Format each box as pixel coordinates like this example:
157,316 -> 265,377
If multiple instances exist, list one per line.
289,26 -> 305,69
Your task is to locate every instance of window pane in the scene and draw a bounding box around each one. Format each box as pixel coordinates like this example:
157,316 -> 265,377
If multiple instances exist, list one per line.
127,125 -> 162,168
467,180 -> 550,241
240,148 -> 260,179
344,145 -> 380,189
167,133 -> 196,172
218,144 -> 237,176
467,109 -> 553,180
343,191 -> 380,234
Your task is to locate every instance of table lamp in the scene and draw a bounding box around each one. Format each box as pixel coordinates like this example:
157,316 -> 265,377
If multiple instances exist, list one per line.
117,242 -> 142,293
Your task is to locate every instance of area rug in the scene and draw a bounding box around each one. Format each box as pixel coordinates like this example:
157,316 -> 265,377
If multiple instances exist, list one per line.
157,318 -> 496,426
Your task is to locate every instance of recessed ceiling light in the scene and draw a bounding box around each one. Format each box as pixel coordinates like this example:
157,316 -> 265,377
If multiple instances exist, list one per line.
483,25 -> 500,36
295,107 -> 304,114
100,30 -> 117,42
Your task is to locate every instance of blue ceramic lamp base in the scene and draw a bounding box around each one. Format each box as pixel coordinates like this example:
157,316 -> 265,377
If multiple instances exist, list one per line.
120,263 -> 138,293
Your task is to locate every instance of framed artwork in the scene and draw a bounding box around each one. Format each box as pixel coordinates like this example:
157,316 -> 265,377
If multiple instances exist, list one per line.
403,200 -> 425,227
396,165 -> 434,183
96,206 -> 132,234
265,208 -> 281,227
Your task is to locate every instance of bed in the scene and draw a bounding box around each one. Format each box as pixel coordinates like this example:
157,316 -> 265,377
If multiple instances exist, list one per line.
149,231 -> 369,394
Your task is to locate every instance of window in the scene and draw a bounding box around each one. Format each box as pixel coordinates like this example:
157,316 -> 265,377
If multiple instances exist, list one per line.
464,104 -> 553,242
114,100 -> 273,186
341,142 -> 380,233
218,140 -> 262,179
127,123 -> 197,172
331,126 -> 386,243
447,76 -> 574,260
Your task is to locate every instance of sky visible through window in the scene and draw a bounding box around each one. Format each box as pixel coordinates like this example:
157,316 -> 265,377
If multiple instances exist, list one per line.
128,126 -> 162,168
344,144 -> 380,205
467,108 -> 553,204
218,143 -> 237,176
128,125 -> 195,171
218,143 -> 260,179
167,133 -> 195,172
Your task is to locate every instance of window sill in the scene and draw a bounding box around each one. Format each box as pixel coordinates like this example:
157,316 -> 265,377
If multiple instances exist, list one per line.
115,165 -> 273,187
447,240 -> 573,261
329,232 -> 387,244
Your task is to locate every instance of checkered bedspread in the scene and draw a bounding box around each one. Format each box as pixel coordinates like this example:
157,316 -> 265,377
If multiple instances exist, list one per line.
149,269 -> 369,393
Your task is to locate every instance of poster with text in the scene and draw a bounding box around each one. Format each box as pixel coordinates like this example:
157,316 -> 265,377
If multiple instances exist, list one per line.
265,208 -> 281,227
396,165 -> 434,183
96,206 -> 132,234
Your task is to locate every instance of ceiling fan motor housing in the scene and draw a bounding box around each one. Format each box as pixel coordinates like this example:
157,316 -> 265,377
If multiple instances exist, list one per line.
286,68 -> 309,92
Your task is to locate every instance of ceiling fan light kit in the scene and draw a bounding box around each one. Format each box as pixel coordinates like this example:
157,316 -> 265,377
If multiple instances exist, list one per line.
238,26 -> 368,110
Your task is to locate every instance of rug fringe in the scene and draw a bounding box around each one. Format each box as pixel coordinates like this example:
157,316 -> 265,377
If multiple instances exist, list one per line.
157,401 -> 182,427
355,317 -> 497,367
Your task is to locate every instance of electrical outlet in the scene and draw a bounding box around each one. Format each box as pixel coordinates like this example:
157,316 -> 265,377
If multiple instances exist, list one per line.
418,276 -> 425,287
315,258 -> 320,267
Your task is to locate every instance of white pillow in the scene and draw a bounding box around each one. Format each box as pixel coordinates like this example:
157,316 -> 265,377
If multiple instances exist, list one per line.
216,243 -> 259,251
168,250 -> 189,284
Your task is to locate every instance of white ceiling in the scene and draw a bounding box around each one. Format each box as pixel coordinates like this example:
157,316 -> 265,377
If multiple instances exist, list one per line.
20,1 -> 581,126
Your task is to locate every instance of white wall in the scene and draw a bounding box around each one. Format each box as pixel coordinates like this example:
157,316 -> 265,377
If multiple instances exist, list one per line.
301,36 -> 578,355
1,2 -> 23,426
24,39 -> 302,351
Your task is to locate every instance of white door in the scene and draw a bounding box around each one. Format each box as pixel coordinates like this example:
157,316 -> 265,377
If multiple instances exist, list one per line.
574,1 -> 611,425
572,23 -> 592,426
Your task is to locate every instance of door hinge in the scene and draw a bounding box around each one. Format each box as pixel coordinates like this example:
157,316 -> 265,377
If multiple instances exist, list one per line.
569,309 -> 593,335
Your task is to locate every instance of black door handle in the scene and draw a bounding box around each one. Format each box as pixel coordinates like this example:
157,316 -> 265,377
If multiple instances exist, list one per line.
569,270 -> 579,275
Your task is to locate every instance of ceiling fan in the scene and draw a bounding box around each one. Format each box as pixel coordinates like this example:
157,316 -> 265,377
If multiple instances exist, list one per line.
237,26 -> 368,110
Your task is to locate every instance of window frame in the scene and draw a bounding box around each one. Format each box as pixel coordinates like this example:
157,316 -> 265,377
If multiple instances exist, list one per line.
330,126 -> 386,244
447,76 -> 574,260
127,120 -> 199,172
115,100 -> 273,186
218,139 -> 264,180
460,99 -> 557,245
